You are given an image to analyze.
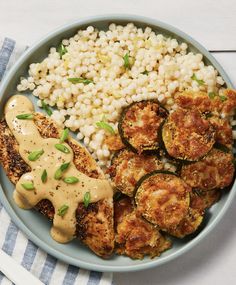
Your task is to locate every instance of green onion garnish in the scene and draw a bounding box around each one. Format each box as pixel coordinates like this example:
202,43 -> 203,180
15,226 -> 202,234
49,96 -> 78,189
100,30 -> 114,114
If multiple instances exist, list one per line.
57,44 -> 68,59
191,73 -> 205,86
16,114 -> 34,120
60,162 -> 70,171
219,95 -> 227,102
113,191 -> 123,201
21,183 -> 35,191
54,169 -> 62,180
205,112 -> 213,118
54,162 -> 70,180
68,77 -> 93,85
60,128 -> 69,143
141,70 -> 149,75
55,144 -> 70,154
57,205 -> 69,217
41,169 -> 47,183
208,92 -> 216,99
41,100 -> 52,116
28,149 -> 44,161
63,177 -> 79,184
83,192 -> 91,208
123,52 -> 132,69
96,121 -> 115,134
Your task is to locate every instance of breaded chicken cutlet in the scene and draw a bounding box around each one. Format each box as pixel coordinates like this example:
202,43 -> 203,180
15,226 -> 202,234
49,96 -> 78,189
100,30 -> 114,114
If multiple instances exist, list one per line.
0,112 -> 114,258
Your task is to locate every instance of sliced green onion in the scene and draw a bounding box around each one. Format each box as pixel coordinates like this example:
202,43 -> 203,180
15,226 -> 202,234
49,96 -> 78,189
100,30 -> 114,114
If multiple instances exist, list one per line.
57,44 -> 68,59
141,70 -> 149,75
57,205 -> 69,217
54,162 -> 70,180
83,191 -> 91,208
63,177 -> 79,184
16,113 -> 34,120
96,121 -> 115,134
28,149 -> 44,161
68,77 -> 93,85
60,162 -> 70,171
219,95 -> 227,102
60,128 -> 69,143
123,52 -> 132,69
54,169 -> 62,180
194,189 -> 202,197
205,112 -> 213,118
21,183 -> 35,191
208,92 -> 216,99
41,169 -> 47,183
55,144 -> 70,154
41,100 -> 52,116
113,191 -> 123,201
191,73 -> 205,86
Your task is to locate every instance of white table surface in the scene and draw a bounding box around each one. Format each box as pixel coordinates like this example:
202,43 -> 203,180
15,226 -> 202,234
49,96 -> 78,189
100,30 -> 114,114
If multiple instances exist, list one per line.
0,0 -> 236,284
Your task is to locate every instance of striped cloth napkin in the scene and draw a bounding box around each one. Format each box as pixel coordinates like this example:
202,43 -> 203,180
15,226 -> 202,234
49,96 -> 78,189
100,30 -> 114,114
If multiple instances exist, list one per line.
0,37 -> 113,285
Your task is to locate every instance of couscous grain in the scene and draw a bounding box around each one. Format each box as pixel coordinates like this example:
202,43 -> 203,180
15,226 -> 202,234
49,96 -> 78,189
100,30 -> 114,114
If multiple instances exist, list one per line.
17,23 -> 225,167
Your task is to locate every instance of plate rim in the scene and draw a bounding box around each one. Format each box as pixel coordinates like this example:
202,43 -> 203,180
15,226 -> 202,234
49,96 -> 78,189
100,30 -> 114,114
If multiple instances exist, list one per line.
0,13 -> 235,272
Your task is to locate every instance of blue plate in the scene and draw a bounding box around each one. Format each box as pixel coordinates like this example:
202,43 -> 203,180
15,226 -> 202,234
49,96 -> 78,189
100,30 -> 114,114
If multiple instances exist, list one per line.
0,14 -> 235,272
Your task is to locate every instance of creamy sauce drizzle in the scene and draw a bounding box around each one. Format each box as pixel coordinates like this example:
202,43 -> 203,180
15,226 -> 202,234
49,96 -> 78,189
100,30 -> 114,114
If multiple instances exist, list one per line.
5,95 -> 113,243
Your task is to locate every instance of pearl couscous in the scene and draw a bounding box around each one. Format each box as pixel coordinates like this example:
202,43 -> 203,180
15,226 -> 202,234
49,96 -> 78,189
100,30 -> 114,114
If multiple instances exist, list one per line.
17,23 -> 225,167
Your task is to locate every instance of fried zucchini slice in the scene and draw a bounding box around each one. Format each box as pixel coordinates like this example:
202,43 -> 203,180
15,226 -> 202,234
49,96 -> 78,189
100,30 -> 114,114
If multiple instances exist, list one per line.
135,171 -> 191,231
217,89 -> 236,114
190,189 -> 221,212
168,208 -> 203,238
181,148 -> 234,191
114,197 -> 171,259
108,149 -> 164,197
118,100 -> 168,153
174,91 -> 212,113
114,197 -> 134,227
175,89 -> 236,116
207,116 -> 233,148
162,108 -> 215,161
104,134 -> 125,151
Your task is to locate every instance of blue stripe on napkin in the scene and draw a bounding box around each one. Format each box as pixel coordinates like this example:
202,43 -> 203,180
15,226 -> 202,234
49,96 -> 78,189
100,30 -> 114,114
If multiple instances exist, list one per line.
0,273 -> 4,283
21,240 -> 38,271
2,221 -> 18,255
62,265 -> 79,285
0,37 -> 15,80
39,254 -> 57,284
0,37 -> 113,285
87,271 -> 103,285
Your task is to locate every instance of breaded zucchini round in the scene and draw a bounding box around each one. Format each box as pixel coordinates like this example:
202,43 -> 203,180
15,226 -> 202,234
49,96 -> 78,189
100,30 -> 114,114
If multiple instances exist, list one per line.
174,91 -> 212,113
207,115 -> 233,148
115,200 -> 171,259
118,100 -> 168,153
108,149 -> 164,197
181,148 -> 235,191
135,171 -> 191,231
162,108 -> 215,161
190,189 -> 221,212
114,196 -> 134,227
168,208 -> 203,238
174,89 -> 236,116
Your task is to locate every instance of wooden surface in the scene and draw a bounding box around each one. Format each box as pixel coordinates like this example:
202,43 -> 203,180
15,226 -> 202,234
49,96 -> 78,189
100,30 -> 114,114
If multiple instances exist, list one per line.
0,1 -> 236,284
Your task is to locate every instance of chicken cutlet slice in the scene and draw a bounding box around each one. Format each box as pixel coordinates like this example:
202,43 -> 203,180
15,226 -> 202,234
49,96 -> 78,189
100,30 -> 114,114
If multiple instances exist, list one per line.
0,119 -> 31,184
0,112 -> 114,258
